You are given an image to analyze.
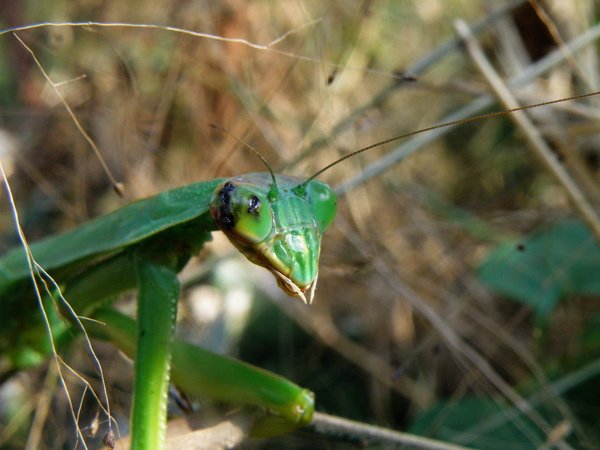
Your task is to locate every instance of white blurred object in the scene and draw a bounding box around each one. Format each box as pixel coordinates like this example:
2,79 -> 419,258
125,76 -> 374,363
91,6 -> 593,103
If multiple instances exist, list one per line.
185,258 -> 259,353
0,128 -> 19,178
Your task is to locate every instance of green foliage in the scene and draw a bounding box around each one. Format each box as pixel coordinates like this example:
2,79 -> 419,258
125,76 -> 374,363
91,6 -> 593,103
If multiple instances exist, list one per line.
410,396 -> 544,449
0,38 -> 16,106
581,312 -> 600,359
477,220 -> 600,323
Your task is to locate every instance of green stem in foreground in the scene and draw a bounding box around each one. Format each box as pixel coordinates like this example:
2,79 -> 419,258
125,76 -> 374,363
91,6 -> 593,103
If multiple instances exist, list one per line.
131,254 -> 180,450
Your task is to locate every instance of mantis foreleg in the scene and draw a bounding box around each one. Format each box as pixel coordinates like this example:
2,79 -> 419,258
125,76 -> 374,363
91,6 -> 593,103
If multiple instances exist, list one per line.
89,307 -> 315,440
131,253 -> 180,449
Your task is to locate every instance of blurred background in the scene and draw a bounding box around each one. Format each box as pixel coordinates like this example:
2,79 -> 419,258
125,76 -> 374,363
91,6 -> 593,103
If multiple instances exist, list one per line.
1,0 -> 600,448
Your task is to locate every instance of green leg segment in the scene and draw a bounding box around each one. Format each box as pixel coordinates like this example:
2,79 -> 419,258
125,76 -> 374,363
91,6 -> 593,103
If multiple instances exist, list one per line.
89,307 -> 315,438
52,249 -> 314,443
131,254 -> 180,449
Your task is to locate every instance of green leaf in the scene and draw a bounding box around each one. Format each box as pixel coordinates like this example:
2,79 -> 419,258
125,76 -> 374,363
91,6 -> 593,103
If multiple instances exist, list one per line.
409,397 -> 543,449
581,311 -> 600,358
477,220 -> 600,322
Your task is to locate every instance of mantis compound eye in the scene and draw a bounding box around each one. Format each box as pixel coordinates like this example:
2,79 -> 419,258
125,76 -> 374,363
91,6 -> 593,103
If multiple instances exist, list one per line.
210,181 -> 274,245
304,180 -> 336,234
247,195 -> 261,215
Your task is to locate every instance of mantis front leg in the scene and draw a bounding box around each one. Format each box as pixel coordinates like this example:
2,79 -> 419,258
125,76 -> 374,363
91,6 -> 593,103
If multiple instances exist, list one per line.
58,243 -> 314,446
132,253 -> 180,449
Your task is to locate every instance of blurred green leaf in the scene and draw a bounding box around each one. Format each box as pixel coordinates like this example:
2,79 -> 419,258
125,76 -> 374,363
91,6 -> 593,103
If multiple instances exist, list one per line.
409,397 -> 542,449
581,311 -> 600,358
0,38 -> 17,105
477,220 -> 600,322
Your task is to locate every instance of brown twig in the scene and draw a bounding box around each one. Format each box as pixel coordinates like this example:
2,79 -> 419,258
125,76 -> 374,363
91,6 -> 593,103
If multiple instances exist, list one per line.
454,18 -> 600,244
309,411 -> 473,450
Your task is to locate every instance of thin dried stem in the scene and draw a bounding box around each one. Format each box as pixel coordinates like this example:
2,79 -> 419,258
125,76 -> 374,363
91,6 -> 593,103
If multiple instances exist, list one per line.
13,33 -> 124,197
24,364 -> 58,450
310,412 -> 473,450
0,161 -> 89,449
454,18 -> 600,244
0,21 -> 406,81
336,20 -> 600,194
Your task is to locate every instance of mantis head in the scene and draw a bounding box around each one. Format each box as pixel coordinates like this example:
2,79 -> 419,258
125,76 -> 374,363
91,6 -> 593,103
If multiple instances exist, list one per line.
207,89 -> 600,304
210,173 -> 336,304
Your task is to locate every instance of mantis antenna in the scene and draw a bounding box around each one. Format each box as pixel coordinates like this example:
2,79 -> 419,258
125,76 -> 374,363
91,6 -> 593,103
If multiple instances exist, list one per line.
299,90 -> 600,187
209,123 -> 279,195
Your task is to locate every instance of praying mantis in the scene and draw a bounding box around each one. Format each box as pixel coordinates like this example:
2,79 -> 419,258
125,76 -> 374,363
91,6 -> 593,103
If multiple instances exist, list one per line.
0,171 -> 333,446
2,5 -> 600,450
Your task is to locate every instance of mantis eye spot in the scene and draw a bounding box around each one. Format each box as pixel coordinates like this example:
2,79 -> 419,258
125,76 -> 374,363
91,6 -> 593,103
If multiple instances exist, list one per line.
247,195 -> 260,216
221,181 -> 235,196
217,182 -> 236,229
210,180 -> 273,243
221,212 -> 235,228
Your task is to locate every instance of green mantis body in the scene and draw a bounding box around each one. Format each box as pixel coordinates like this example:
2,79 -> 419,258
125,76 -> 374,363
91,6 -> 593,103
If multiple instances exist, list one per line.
0,173 -> 336,448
